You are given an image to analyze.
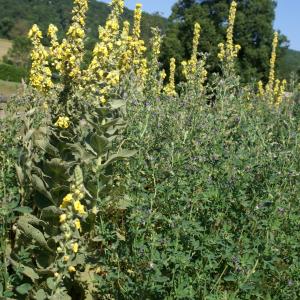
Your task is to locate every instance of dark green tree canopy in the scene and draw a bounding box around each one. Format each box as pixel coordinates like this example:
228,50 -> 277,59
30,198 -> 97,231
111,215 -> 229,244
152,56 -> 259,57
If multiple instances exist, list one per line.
163,0 -> 288,81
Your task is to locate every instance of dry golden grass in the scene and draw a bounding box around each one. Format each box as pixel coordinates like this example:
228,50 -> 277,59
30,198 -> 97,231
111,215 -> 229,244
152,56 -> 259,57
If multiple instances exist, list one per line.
0,79 -> 21,98
0,39 -> 12,60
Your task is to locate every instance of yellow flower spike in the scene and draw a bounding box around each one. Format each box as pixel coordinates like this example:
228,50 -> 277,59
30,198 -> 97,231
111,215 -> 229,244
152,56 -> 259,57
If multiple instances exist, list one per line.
218,1 -> 240,64
268,31 -> 279,91
59,214 -> 67,223
68,266 -> 76,273
72,242 -> 79,253
258,81 -> 265,97
275,79 -> 287,107
28,24 -> 53,93
63,255 -> 70,262
190,23 -> 201,73
160,69 -> 166,81
53,0 -> 89,81
164,58 -> 177,97
258,31 -> 284,106
133,3 -> 142,40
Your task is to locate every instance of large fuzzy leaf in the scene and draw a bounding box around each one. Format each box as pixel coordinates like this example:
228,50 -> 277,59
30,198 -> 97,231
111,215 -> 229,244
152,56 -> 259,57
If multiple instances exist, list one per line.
88,133 -> 109,155
17,219 -> 53,253
102,149 -> 136,167
31,175 -> 54,204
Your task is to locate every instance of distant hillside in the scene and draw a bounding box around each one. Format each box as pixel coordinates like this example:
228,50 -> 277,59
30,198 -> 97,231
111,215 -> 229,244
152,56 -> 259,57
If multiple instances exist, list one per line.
0,39 -> 11,60
0,0 -> 168,44
279,49 -> 300,79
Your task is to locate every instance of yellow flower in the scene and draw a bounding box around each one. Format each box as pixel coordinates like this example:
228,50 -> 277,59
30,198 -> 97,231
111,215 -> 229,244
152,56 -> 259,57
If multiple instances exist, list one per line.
72,242 -> 79,253
63,255 -> 70,262
60,193 -> 73,208
68,266 -> 76,273
100,96 -> 106,104
55,116 -> 70,129
74,219 -> 81,232
73,200 -> 86,215
59,214 -> 67,223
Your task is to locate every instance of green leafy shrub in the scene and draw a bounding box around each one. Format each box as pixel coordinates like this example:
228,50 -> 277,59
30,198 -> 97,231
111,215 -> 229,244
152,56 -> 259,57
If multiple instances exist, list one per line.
0,63 -> 27,82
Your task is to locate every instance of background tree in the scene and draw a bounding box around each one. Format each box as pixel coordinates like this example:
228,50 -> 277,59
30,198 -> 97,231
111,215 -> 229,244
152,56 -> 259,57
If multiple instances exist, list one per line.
162,0 -> 289,82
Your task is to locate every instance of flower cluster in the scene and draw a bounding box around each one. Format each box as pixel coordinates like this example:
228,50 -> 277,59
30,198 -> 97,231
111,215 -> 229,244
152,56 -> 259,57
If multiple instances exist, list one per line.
57,181 -> 86,274
48,0 -> 88,81
28,0 -> 151,106
130,4 -> 148,84
164,58 -> 177,97
28,24 -> 53,92
55,116 -> 70,129
258,32 -> 286,106
182,23 -> 201,78
181,23 -> 208,95
218,1 -> 241,64
83,0 -> 126,103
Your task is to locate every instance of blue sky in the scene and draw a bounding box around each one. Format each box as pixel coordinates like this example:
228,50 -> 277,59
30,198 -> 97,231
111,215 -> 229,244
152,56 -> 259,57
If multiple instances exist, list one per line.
100,0 -> 300,51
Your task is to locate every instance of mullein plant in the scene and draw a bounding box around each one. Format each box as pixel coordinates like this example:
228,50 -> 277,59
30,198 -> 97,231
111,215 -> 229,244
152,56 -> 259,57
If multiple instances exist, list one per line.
181,23 -> 208,102
12,0 -> 135,298
258,31 -> 287,107
218,0 -> 241,74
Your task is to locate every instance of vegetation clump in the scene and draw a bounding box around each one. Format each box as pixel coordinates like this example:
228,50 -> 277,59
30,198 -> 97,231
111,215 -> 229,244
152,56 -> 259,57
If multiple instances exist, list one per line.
0,0 -> 299,299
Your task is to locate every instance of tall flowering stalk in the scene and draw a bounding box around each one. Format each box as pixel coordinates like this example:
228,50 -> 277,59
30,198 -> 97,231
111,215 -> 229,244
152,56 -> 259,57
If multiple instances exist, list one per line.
164,58 -> 177,97
28,24 -> 53,93
181,23 -> 207,96
55,167 -> 86,281
182,23 -> 201,78
119,21 -> 132,74
218,1 -> 241,65
131,4 -> 148,85
258,31 -> 286,107
145,27 -> 164,98
84,0 -> 124,103
266,31 -> 278,93
48,0 -> 88,83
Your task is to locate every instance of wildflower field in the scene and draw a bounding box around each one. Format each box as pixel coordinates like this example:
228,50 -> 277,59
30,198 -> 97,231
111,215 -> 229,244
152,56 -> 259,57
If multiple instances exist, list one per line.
0,0 -> 300,299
